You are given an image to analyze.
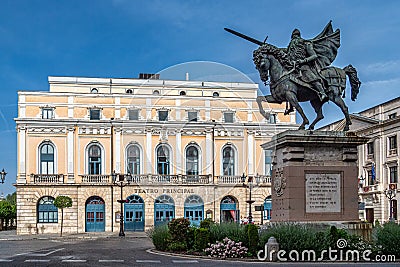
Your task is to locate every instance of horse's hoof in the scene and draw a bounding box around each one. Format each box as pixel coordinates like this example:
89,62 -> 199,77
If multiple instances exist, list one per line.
308,126 -> 315,130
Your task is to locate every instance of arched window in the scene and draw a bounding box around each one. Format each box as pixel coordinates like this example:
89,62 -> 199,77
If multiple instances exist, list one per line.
127,145 -> 141,175
126,195 -> 144,203
156,145 -> 170,175
40,143 -> 55,174
37,196 -> 58,223
222,146 -> 235,176
186,145 -> 199,175
88,144 -> 102,175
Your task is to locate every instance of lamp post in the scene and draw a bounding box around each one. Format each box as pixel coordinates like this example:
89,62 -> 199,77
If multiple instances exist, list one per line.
0,169 -> 6,184
242,173 -> 255,224
384,186 -> 397,222
112,171 -> 130,237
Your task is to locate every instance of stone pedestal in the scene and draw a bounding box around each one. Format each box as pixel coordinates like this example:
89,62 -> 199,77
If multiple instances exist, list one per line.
262,130 -> 368,222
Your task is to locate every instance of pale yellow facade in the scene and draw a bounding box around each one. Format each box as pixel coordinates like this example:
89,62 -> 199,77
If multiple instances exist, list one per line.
16,76 -> 297,234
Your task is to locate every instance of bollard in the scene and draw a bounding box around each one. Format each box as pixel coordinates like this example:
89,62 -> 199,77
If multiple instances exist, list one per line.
266,236 -> 279,261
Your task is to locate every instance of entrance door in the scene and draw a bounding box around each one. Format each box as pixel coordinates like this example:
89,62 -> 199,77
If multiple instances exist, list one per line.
184,195 -> 204,226
154,195 -> 175,227
220,196 -> 239,223
124,195 -> 145,231
365,208 -> 374,223
85,196 -> 105,232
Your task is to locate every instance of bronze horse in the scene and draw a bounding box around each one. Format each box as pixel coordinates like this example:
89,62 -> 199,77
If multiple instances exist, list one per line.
253,43 -> 361,131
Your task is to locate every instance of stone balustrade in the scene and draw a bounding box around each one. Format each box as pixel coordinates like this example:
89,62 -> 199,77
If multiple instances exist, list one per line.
31,174 -> 64,184
28,173 -> 271,185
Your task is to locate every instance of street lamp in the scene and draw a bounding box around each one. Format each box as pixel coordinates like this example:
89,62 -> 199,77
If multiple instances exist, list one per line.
384,185 -> 397,222
0,169 -> 6,184
112,171 -> 130,237
242,173 -> 255,224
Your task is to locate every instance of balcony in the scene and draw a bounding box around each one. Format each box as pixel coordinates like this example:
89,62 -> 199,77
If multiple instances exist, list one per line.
182,175 -> 211,184
81,174 -> 111,184
388,149 -> 398,156
217,175 -> 243,184
258,175 -> 272,184
31,174 -> 64,184
26,173 -> 271,186
360,184 -> 379,194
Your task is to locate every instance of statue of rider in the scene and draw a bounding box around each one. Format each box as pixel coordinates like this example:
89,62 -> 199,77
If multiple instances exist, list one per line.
287,29 -> 328,102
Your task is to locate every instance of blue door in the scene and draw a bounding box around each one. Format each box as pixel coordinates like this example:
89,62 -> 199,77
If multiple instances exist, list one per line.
263,196 -> 272,220
86,196 -> 105,232
154,195 -> 175,227
124,195 -> 145,231
184,195 -> 204,226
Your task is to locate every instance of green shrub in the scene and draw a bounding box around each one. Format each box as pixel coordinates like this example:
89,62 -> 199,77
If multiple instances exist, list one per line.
147,225 -> 170,251
168,218 -> 190,243
247,224 -> 259,255
200,218 -> 214,229
209,223 -> 247,244
186,226 -> 196,251
374,222 -> 400,258
194,228 -> 210,252
167,241 -> 187,252
259,223 -> 325,252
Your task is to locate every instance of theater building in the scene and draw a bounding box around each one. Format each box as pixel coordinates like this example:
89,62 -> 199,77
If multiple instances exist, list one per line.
15,75 -> 297,234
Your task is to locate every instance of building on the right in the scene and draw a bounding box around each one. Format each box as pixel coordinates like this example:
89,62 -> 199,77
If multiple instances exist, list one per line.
319,97 -> 400,225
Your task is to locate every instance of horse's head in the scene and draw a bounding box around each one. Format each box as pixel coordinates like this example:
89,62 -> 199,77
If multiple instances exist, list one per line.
253,47 -> 270,85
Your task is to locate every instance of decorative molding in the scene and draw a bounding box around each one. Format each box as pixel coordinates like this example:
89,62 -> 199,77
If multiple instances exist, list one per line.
273,168 -> 286,197
27,127 -> 66,134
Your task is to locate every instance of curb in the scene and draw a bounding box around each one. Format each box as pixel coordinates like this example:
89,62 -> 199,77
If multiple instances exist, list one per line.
147,248 -> 264,263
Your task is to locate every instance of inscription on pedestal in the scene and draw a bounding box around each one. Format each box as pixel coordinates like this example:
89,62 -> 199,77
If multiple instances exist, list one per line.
305,173 -> 341,213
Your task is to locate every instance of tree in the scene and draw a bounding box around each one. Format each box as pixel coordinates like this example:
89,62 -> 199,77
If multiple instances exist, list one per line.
53,196 -> 73,237
0,201 -> 13,230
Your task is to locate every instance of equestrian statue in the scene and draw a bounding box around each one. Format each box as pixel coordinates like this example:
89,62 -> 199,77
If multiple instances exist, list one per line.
225,21 -> 361,131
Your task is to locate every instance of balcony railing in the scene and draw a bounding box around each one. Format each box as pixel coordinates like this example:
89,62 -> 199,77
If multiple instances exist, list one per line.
31,174 -> 64,184
257,175 -> 272,184
389,149 -> 398,156
81,174 -> 111,184
217,175 -> 243,184
27,173 -> 272,185
182,175 -> 211,184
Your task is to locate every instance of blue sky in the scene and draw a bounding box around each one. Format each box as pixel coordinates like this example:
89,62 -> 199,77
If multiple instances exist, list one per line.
0,0 -> 399,195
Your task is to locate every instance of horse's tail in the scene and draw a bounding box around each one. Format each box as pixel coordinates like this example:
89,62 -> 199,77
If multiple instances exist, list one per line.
343,64 -> 361,101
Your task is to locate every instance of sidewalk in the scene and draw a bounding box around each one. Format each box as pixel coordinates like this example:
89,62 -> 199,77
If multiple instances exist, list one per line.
0,229 -> 148,241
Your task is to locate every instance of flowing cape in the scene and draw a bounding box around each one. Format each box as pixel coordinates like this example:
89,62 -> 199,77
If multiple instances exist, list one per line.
311,21 -> 341,69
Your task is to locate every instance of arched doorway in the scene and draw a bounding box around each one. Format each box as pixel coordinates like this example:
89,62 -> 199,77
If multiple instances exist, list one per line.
124,195 -> 145,231
263,196 -> 272,221
154,195 -> 175,227
184,195 -> 204,226
220,196 -> 239,223
85,196 -> 105,232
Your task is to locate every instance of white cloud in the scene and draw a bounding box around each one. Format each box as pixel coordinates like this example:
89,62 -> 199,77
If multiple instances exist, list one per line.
362,60 -> 400,75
